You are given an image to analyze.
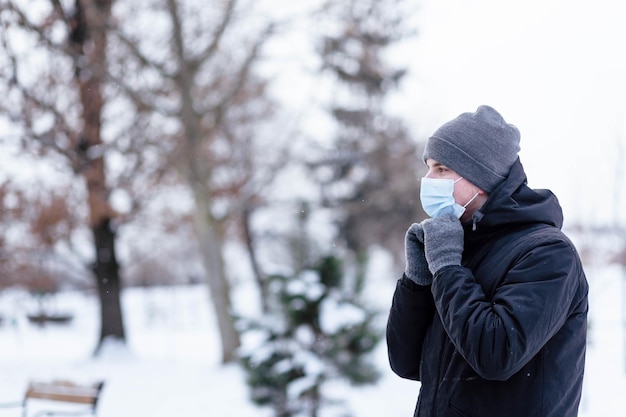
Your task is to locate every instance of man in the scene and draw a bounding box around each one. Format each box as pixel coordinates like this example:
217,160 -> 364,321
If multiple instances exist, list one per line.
386,105 -> 588,417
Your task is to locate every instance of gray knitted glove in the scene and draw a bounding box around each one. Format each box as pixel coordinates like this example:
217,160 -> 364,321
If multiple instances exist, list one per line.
404,223 -> 433,285
421,215 -> 464,275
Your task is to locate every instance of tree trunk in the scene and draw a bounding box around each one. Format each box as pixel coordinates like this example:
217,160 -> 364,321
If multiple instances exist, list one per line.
242,204 -> 269,313
164,0 -> 240,362
192,185 -> 240,363
92,219 -> 125,347
70,0 -> 126,352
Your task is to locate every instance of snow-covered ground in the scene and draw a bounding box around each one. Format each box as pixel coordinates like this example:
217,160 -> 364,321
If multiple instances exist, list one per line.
0,264 -> 624,417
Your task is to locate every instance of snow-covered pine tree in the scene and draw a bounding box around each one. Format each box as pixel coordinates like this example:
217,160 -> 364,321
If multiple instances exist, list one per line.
239,204 -> 380,417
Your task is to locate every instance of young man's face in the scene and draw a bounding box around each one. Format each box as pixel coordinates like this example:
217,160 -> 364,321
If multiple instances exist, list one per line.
424,158 -> 485,221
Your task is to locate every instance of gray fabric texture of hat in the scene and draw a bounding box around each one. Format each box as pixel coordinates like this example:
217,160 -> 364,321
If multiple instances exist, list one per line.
423,105 -> 521,193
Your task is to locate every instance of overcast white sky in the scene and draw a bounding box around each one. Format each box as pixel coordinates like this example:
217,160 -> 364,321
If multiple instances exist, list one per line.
264,0 -> 626,227
2,0 -> 625,228
391,0 -> 626,226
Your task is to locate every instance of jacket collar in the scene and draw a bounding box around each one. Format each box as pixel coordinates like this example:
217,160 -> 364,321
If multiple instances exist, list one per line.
468,158 -> 563,235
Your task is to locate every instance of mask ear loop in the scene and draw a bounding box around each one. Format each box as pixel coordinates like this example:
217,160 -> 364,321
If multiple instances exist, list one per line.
453,177 -> 478,208
462,192 -> 480,208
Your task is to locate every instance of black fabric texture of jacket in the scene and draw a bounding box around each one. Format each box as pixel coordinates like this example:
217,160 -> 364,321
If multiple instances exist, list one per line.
386,159 -> 588,417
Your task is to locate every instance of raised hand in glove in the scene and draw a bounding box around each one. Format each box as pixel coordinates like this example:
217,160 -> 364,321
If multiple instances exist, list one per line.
421,215 -> 464,275
404,223 -> 433,285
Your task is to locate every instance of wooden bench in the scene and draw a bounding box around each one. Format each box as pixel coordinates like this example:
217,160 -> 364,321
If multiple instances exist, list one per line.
0,380 -> 105,417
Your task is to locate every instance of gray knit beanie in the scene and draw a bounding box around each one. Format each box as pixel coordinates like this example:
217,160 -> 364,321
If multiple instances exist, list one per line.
423,105 -> 521,193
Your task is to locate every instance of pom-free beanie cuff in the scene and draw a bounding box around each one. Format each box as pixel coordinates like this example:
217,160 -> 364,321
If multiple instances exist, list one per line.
425,135 -> 507,193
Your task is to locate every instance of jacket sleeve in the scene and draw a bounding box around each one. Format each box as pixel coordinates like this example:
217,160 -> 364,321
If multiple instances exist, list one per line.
386,274 -> 437,380
431,236 -> 586,381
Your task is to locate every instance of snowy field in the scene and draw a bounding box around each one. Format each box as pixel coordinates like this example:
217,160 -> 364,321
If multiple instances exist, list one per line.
0,264 -> 624,417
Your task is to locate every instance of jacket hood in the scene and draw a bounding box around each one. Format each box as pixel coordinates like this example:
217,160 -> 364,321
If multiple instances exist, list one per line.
469,158 -> 563,234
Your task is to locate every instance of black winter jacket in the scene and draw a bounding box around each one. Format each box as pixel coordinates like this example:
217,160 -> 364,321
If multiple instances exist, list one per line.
387,160 -> 588,417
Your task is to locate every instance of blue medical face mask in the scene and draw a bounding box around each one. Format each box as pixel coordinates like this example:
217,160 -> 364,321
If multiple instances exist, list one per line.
420,177 -> 478,218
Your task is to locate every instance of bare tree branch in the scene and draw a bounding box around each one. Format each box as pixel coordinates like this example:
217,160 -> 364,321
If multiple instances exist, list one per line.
187,0 -> 237,70
206,22 -> 274,130
110,28 -> 174,78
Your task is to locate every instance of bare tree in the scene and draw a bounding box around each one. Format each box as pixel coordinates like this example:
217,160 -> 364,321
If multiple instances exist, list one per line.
0,0 -> 126,352
108,0 -> 279,363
